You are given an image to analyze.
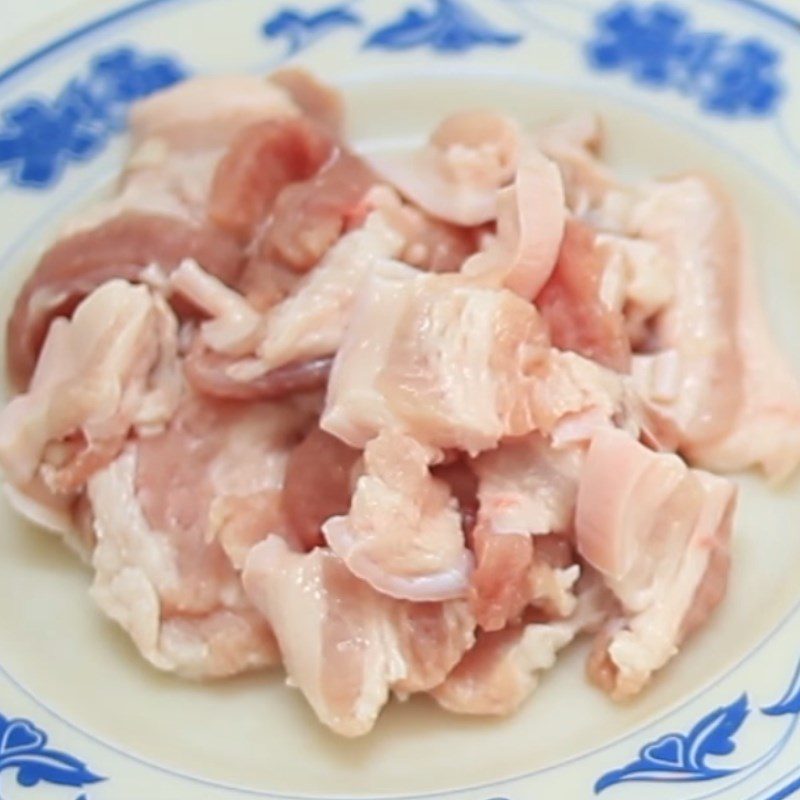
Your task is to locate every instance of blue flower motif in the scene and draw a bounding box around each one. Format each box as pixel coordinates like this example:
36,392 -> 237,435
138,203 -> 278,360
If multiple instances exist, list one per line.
0,713 -> 104,796
763,655 -> 800,717
595,694 -> 749,793
586,2 -> 783,117
365,0 -> 521,53
0,46 -> 186,190
263,6 -> 362,57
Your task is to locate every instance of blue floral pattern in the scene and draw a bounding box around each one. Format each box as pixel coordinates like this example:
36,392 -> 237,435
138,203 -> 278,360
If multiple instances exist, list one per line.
0,46 -> 186,190
364,0 -> 521,53
262,6 -> 362,57
586,2 -> 784,116
595,695 -> 749,792
597,655 -> 800,795
263,1 -> 522,56
762,656 -> 800,717
0,712 -> 104,797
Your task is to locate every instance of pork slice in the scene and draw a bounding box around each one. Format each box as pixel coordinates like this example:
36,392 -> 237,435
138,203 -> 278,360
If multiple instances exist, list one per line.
242,537 -> 475,736
323,430 -> 472,602
685,241 -> 800,481
209,117 -> 333,242
256,150 -> 378,273
536,218 -> 631,372
319,263 -> 417,448
7,213 -> 242,389
65,75 -> 301,237
375,278 -> 551,453
629,175 -> 743,451
366,184 -> 482,274
86,392 -> 312,678
0,280 -> 179,495
171,259 -> 262,356
366,111 -> 522,227
469,435 -> 582,630
323,271 -> 635,453
576,428 -> 735,698
594,233 -> 675,349
256,210 -> 407,371
536,112 -> 618,218
184,338 -> 333,402
89,448 -> 279,679
283,426 -> 361,550
128,74 -> 299,151
269,68 -> 345,135
431,583 -> 606,716
462,145 -> 566,299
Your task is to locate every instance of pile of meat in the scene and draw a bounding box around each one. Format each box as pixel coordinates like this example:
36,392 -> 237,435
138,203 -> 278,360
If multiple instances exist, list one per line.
2,69 -> 799,737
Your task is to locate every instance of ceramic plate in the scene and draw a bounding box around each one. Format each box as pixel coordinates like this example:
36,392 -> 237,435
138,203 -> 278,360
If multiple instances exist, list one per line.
1,0 -> 800,798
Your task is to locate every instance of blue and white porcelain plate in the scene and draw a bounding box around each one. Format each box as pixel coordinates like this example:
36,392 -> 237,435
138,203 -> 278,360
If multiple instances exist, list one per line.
1,1 -> 800,798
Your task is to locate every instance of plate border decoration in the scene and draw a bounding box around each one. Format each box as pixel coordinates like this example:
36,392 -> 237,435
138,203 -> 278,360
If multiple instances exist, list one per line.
0,711 -> 104,799
0,1 -> 798,798
0,45 -> 186,189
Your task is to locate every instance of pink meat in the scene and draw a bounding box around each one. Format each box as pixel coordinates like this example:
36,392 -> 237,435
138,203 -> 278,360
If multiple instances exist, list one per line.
256,211 -> 407,372
469,527 -> 533,633
209,117 -> 334,241
269,68 -> 345,135
373,278 -> 552,452
282,426 -> 361,550
242,537 -> 475,736
322,430 -> 472,601
576,429 -> 735,698
366,111 -> 521,227
63,75 -> 301,238
7,213 -> 242,389
463,146 -> 566,299
127,74 -> 298,151
85,390 -> 313,679
0,281 -> 178,496
537,219 -> 631,372
323,271 -> 636,453
468,435 -> 582,630
535,112 -> 616,215
184,337 -> 332,402
630,175 -> 743,451
685,243 -> 800,481
431,590 -> 601,716
256,150 -> 378,273
432,458 -> 480,536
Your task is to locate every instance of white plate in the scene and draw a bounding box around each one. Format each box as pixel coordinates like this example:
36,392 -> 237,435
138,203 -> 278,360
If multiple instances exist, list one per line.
1,1 -> 800,798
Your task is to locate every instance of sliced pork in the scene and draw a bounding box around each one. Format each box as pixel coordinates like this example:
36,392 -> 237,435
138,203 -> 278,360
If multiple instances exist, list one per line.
576,429 -> 735,698
2,72 -> 797,737
0,281 -> 179,495
242,537 -> 475,736
88,392 -> 312,678
323,430 -> 472,602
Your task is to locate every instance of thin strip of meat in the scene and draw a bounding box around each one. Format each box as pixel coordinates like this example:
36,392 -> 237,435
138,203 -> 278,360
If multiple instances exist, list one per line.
242,537 -> 475,736
184,337 -> 332,402
209,117 -> 334,242
7,214 -> 242,389
366,111 -> 521,226
323,430 -> 473,602
256,150 -> 378,273
462,145 -> 566,299
537,218 -> 631,372
576,429 -> 735,698
0,280 -> 179,495
282,426 -> 361,550
269,68 -> 345,135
